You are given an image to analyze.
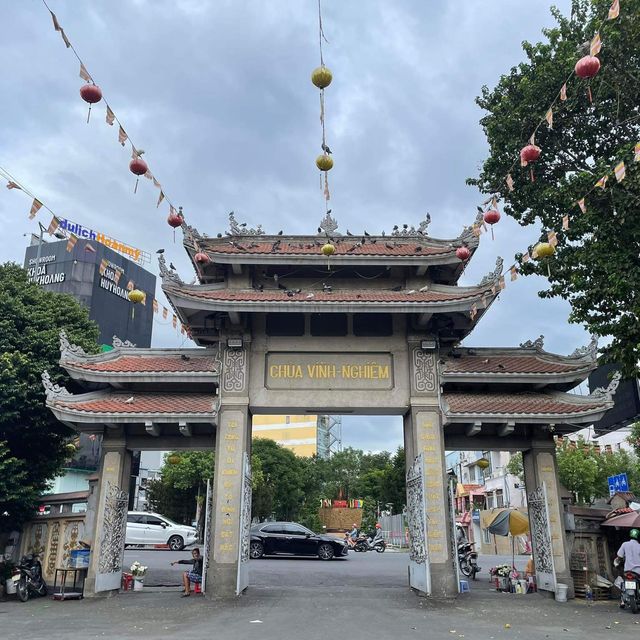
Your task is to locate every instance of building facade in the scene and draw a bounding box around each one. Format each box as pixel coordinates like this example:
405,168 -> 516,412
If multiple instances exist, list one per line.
43,212 -> 620,599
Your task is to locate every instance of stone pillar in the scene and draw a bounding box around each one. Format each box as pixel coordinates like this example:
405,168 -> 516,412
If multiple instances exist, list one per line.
208,343 -> 251,598
85,429 -> 131,597
406,341 -> 457,598
522,439 -> 573,598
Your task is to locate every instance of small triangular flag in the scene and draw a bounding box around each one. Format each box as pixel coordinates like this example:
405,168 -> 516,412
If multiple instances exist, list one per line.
157,191 -> 165,207
595,175 -> 608,190
577,198 -> 587,213
548,230 -> 558,247
118,126 -> 128,146
79,63 -> 92,82
106,107 -> 115,126
66,236 -> 77,252
590,32 -> 602,57
29,199 -> 42,219
608,0 -> 620,20
562,215 -> 569,231
545,108 -> 553,129
560,84 -> 567,101
506,173 -> 514,192
510,266 -> 518,281
614,161 -> 625,182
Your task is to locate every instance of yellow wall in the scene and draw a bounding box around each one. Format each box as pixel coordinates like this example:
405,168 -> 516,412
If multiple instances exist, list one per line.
252,415 -> 318,457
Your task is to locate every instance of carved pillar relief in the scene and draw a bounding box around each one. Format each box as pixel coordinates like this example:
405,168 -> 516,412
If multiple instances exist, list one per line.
412,348 -> 438,395
222,348 -> 247,394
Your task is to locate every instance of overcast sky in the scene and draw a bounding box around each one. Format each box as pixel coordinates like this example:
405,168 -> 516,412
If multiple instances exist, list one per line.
1,0 -> 591,453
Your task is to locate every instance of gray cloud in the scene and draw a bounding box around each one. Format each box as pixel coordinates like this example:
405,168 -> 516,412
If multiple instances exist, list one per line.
1,1 -> 587,440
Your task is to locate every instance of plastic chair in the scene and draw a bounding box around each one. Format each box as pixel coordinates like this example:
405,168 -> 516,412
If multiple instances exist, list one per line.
121,573 -> 133,591
193,581 -> 202,594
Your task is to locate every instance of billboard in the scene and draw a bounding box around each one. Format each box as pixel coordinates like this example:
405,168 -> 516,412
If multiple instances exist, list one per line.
588,363 -> 640,435
24,236 -> 155,348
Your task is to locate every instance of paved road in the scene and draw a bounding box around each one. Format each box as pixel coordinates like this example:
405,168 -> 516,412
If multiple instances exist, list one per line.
125,547 -> 530,587
2,551 -> 636,640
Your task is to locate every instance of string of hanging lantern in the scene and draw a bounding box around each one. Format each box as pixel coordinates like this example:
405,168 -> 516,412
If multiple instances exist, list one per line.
40,0 -> 185,231
312,0 -> 334,212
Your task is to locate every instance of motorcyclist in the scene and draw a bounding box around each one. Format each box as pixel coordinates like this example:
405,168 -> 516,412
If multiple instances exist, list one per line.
347,523 -> 359,547
368,523 -> 383,547
615,528 -> 640,608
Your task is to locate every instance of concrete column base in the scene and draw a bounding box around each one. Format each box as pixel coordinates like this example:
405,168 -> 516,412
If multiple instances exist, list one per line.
208,564 -> 238,598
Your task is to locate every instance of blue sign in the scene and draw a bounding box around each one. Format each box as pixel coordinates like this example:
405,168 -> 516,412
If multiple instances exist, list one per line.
608,473 -> 629,496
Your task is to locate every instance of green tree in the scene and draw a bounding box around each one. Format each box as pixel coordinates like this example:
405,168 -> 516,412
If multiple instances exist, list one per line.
0,262 -> 99,532
556,438 -> 600,503
506,452 -> 524,480
627,422 -> 640,457
469,0 -> 640,375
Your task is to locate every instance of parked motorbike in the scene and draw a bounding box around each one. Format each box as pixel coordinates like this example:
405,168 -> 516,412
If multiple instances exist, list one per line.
354,536 -> 386,553
457,541 -> 480,580
12,554 -> 47,602
620,571 -> 640,614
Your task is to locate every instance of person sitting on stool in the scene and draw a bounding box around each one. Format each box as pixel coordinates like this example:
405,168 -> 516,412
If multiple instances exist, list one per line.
171,547 -> 202,597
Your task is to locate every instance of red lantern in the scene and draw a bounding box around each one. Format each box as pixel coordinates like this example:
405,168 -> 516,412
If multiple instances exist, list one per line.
483,209 -> 501,240
575,55 -> 600,103
520,144 -> 541,182
456,246 -> 471,261
575,55 -> 600,79
79,84 -> 102,123
129,155 -> 148,194
195,251 -> 210,264
167,208 -> 184,243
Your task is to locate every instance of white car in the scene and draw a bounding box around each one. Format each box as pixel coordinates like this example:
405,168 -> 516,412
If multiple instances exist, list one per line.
126,511 -> 197,551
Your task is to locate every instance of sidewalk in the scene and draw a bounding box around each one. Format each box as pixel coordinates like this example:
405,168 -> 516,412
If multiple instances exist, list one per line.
1,581 -> 638,640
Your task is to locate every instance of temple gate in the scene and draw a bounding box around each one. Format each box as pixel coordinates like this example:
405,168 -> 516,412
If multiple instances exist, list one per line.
45,212 -> 619,599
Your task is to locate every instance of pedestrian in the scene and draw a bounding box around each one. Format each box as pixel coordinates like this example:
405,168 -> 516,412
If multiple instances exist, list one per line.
171,547 -> 203,597
614,529 -> 640,608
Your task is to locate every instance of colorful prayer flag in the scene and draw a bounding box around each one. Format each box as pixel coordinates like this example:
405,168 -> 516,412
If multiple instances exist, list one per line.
499,275 -> 506,290
157,191 -> 165,208
506,173 -> 514,192
510,266 -> 518,282
60,29 -> 71,48
180,325 -> 185,335
590,32 -> 602,57
47,216 -> 60,235
153,177 -> 161,189
470,304 -> 477,320
548,231 -> 558,247
545,108 -> 553,129
562,215 -> 569,231
49,10 -> 62,31
118,126 -> 128,146
106,107 -> 115,126
144,170 -> 153,180
6,181 -> 21,190
560,83 -> 567,101
66,236 -> 77,252
172,315 -> 177,329
79,63 -> 92,82
577,198 -> 587,213
162,307 -> 168,320
99,259 -> 108,275
522,252 -> 530,263
84,244 -> 96,253
608,0 -> 620,19
635,142 -> 640,162
595,175 -> 608,190
29,199 -> 42,219
153,299 -> 158,313
614,161 -> 626,182
126,280 -> 134,291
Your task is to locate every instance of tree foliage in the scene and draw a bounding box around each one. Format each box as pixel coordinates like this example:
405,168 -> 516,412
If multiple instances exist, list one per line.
0,263 -> 100,532
469,0 -> 640,375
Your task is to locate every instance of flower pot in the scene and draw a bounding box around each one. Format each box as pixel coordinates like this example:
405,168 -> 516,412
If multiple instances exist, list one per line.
5,578 -> 17,595
133,578 -> 144,591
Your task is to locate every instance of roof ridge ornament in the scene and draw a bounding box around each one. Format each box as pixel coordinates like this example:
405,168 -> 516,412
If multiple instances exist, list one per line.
590,370 -> 621,400
570,335 -> 598,359
59,329 -> 88,360
317,211 -> 340,236
42,370 -> 72,401
158,254 -> 184,286
226,211 -> 265,236
113,335 -> 137,348
479,256 -> 504,286
391,214 -> 431,237
519,335 -> 545,350
180,217 -> 203,243
460,211 -> 485,243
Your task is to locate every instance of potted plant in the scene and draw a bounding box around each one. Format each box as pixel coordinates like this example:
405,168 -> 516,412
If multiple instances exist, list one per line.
130,561 -> 147,591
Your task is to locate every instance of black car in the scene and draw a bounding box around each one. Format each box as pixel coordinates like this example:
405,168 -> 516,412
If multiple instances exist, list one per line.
249,522 -> 348,560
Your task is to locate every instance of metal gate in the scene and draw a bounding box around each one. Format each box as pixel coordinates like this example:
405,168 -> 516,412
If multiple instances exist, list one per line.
236,452 -> 252,595
528,482 -> 556,592
95,482 -> 128,592
406,453 -> 431,595
201,479 -> 213,593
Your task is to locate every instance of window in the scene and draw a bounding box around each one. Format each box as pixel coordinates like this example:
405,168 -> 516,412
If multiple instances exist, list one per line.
266,313 -> 305,336
486,493 -> 495,509
483,527 -> 491,544
496,490 -> 504,508
310,313 -> 347,336
127,514 -> 144,523
145,516 -> 165,527
282,524 -> 308,536
261,524 -> 283,534
353,313 -> 392,336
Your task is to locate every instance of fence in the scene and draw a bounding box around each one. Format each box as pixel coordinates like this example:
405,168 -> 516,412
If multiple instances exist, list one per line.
378,513 -> 409,548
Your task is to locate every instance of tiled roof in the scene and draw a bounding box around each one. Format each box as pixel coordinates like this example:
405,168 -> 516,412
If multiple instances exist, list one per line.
66,355 -> 218,374
443,392 -> 608,416
198,240 -> 455,258
168,287 -> 486,304
443,354 -> 589,375
52,393 -> 216,415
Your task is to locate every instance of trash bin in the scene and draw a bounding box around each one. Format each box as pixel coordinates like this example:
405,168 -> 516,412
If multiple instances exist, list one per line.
555,583 -> 568,602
